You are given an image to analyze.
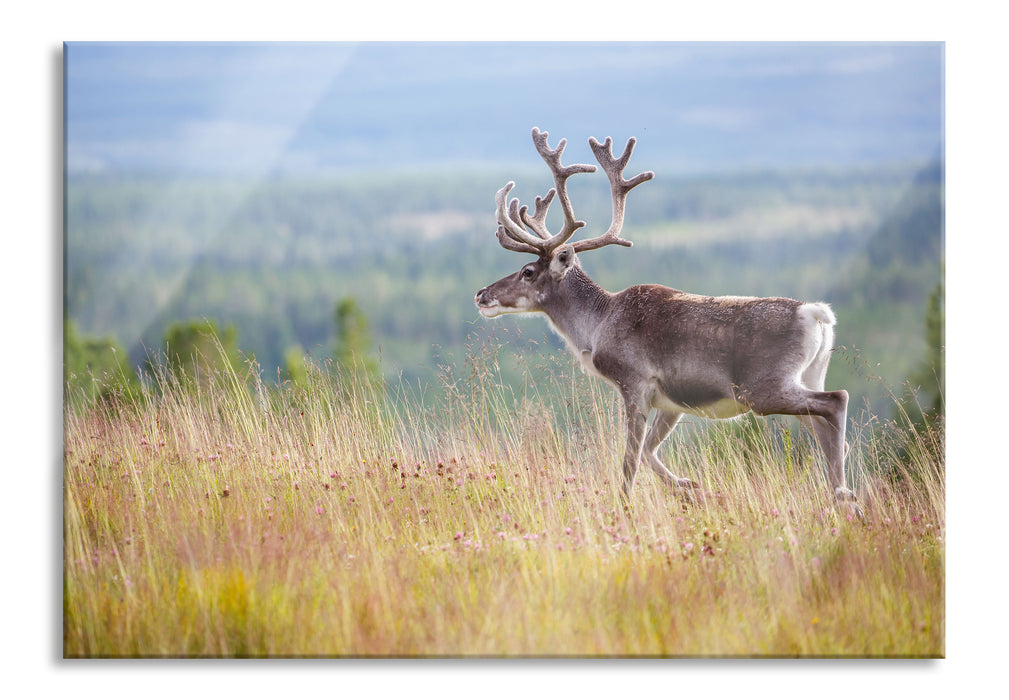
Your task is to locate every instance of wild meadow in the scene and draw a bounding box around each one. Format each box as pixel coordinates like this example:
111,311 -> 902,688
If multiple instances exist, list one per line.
63,342 -> 944,658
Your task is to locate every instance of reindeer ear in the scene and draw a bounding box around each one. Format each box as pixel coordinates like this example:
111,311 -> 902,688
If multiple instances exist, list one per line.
550,245 -> 576,280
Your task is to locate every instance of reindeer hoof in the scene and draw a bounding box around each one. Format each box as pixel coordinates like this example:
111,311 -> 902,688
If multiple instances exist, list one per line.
834,487 -> 864,520
676,478 -> 701,490
840,500 -> 865,520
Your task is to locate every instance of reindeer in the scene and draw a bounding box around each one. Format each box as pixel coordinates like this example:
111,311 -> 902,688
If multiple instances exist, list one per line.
475,127 -> 859,511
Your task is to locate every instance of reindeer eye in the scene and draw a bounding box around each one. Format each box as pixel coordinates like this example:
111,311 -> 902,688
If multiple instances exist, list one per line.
521,267 -> 535,280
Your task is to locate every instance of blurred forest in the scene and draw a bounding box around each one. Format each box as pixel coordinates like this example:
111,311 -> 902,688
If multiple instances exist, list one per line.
64,158 -> 943,419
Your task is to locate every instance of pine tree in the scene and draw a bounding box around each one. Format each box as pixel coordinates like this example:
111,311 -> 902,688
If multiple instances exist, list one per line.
333,297 -> 379,382
909,272 -> 945,421
153,319 -> 244,387
64,317 -> 140,405
283,344 -> 309,388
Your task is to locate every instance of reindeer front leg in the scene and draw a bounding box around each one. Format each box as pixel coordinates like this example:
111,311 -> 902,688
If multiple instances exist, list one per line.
620,397 -> 648,499
642,410 -> 699,489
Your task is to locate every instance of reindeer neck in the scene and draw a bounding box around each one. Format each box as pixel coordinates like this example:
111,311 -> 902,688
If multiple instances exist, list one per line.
541,265 -> 612,352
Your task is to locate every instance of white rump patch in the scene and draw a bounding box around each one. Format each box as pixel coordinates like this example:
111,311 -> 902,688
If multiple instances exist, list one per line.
799,302 -> 836,326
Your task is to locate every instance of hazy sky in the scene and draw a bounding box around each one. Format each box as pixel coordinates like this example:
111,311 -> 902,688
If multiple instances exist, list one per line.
65,42 -> 943,176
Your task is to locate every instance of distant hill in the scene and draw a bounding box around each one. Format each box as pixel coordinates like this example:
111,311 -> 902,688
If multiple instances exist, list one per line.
65,160 -> 940,419
826,158 -> 944,415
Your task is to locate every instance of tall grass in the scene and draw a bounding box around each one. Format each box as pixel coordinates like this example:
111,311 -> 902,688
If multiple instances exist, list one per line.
63,341 -> 943,657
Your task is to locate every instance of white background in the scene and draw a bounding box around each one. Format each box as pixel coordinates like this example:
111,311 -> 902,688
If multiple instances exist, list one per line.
3,1 -> 1001,696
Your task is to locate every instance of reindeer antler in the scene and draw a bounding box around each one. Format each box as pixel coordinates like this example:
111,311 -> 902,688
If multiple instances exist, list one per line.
571,136 -> 654,253
495,182 -> 548,254
493,128 -> 653,257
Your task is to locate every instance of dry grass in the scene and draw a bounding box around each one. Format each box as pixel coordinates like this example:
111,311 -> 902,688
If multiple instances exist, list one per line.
63,344 -> 943,657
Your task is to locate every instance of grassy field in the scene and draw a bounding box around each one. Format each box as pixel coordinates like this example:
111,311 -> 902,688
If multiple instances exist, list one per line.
62,346 -> 944,658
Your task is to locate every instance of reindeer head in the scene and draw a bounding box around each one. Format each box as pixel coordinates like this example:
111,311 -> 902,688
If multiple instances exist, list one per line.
475,127 -> 653,318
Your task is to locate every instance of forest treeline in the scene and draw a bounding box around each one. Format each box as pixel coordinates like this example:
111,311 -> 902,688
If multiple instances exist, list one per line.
64,159 -> 943,419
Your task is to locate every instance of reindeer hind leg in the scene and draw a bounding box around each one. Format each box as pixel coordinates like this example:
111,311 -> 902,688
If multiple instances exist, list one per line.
793,311 -> 857,506
750,382 -> 853,505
